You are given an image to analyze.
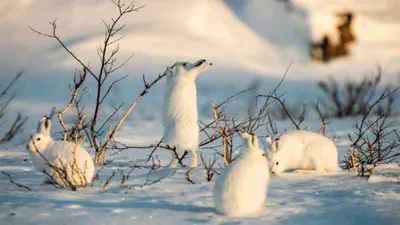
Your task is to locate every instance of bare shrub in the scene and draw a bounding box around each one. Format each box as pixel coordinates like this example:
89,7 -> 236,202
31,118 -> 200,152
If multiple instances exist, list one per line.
268,101 -> 307,125
92,155 -> 167,188
200,153 -> 218,182
29,1 -> 174,168
117,168 -> 135,184
202,63 -> 298,165
113,64 -> 295,170
130,156 -> 175,188
0,72 -> 29,144
316,99 -> 330,137
317,68 -> 397,118
109,63 -> 334,184
110,86 -> 255,169
257,95 -> 305,131
343,88 -> 400,178
57,68 -> 88,143
30,136 -> 89,191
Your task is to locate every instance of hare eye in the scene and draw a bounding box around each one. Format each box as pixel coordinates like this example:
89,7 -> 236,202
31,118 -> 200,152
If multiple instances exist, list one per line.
183,63 -> 187,67
36,138 -> 41,141
276,162 -> 279,165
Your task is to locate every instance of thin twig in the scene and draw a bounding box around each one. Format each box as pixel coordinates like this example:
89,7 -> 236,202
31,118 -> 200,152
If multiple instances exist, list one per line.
185,168 -> 196,184
103,171 -> 116,189
1,171 -> 32,191
211,102 -> 229,165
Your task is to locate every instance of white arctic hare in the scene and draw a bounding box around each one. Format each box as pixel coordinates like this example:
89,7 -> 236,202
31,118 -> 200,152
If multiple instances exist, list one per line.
266,130 -> 341,175
163,59 -> 212,168
213,132 -> 270,217
27,116 -> 95,186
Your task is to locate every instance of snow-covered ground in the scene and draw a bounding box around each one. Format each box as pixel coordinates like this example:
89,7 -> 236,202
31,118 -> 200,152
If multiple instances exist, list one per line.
1,119 -> 400,225
1,0 -> 400,224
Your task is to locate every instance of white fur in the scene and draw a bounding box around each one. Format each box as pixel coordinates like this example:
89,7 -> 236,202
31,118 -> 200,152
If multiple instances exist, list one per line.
163,59 -> 212,168
266,130 -> 341,175
213,133 -> 270,217
27,116 -> 95,186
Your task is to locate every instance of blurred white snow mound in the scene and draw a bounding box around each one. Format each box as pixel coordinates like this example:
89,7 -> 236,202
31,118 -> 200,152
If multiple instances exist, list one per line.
2,0 -> 400,80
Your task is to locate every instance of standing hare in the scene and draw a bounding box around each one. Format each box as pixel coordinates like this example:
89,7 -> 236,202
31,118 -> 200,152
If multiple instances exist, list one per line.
163,59 -> 212,168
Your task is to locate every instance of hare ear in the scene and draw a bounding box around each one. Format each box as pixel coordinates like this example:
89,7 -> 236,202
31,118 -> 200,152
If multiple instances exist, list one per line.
264,136 -> 272,150
250,134 -> 259,150
240,131 -> 251,150
38,116 -> 51,136
265,136 -> 272,145
274,138 -> 280,151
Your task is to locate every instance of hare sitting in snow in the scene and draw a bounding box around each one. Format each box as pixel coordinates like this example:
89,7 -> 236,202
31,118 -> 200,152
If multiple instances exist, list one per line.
213,132 -> 270,217
26,116 -> 95,187
163,59 -> 212,168
265,130 -> 341,175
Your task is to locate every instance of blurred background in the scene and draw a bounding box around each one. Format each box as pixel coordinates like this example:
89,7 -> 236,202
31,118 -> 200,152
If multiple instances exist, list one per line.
0,0 -> 399,141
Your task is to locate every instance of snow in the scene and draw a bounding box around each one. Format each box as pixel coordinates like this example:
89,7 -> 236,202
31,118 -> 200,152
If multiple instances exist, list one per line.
1,0 -> 400,224
1,119 -> 400,225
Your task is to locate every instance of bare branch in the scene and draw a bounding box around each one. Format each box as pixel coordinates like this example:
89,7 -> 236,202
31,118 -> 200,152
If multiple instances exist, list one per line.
0,72 -> 28,144
185,168 -> 196,184
28,23 -> 97,80
211,102 -> 229,165
0,114 -> 29,144
103,171 -> 116,189
200,153 -> 218,182
344,88 -> 400,176
58,68 -> 87,141
94,66 -> 174,166
0,72 -> 23,98
257,95 -> 300,130
1,171 -> 32,191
